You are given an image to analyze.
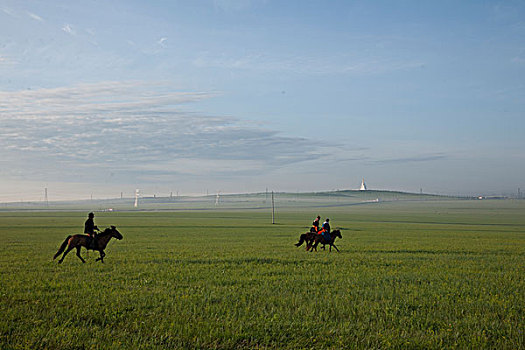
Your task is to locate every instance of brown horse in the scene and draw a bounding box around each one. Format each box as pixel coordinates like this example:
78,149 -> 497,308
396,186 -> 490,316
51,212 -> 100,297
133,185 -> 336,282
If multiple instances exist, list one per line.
53,226 -> 123,263
295,230 -> 318,251
309,229 -> 342,252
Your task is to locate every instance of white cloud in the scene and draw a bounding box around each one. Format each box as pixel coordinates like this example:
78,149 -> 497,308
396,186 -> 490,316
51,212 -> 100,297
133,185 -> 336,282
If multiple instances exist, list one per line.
0,55 -> 16,66
157,37 -> 168,48
27,12 -> 43,22
370,153 -> 449,164
62,24 -> 76,35
1,6 -> 17,18
0,81 -> 328,185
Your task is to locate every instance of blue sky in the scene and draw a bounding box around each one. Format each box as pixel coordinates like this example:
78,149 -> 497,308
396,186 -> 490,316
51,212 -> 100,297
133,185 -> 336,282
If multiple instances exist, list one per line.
1,0 -> 524,201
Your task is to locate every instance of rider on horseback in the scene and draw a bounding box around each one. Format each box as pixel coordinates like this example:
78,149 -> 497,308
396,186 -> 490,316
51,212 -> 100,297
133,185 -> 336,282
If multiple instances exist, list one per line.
311,215 -> 321,233
84,212 -> 99,249
319,218 -> 331,242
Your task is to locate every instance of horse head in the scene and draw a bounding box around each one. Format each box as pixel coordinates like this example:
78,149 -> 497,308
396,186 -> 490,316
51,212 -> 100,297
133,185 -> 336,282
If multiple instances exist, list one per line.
332,229 -> 342,239
102,225 -> 123,240
110,225 -> 123,240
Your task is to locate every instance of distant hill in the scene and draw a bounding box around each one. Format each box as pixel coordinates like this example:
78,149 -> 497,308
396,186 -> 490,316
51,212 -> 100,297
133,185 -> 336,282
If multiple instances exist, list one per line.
0,189 -> 460,211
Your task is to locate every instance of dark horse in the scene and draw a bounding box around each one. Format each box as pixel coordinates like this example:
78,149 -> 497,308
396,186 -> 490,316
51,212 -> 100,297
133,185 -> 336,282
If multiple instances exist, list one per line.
53,226 -> 123,263
295,230 -> 318,251
310,229 -> 342,252
295,229 -> 342,252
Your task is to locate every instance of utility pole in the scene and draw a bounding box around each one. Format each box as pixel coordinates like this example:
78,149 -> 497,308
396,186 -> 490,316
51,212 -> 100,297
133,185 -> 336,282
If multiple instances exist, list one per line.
44,188 -> 48,206
271,191 -> 275,224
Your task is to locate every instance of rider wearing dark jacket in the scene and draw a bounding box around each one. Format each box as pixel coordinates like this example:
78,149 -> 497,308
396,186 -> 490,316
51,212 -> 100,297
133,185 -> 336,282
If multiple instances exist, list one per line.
321,218 -> 331,241
311,215 -> 321,232
84,212 -> 99,249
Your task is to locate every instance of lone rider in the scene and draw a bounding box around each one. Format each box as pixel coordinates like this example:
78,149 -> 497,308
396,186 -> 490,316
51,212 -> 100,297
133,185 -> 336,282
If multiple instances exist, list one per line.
311,215 -> 321,233
84,212 -> 99,249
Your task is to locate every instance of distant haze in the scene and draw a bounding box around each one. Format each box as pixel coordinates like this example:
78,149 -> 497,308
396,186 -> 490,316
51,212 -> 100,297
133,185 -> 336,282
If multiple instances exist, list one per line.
1,1 -> 524,202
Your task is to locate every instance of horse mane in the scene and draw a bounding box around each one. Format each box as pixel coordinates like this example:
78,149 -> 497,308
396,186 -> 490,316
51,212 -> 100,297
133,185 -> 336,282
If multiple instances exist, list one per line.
98,226 -> 115,237
331,229 -> 342,237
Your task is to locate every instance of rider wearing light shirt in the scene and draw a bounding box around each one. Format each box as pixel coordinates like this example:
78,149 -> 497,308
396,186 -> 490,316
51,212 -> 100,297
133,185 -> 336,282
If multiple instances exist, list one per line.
321,218 -> 331,241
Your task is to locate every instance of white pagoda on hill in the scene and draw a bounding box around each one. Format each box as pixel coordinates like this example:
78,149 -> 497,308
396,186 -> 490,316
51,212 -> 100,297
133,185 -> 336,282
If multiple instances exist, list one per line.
359,178 -> 367,191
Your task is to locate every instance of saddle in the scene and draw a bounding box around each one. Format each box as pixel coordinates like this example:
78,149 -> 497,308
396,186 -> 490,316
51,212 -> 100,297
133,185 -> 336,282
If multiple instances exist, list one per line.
86,235 -> 98,250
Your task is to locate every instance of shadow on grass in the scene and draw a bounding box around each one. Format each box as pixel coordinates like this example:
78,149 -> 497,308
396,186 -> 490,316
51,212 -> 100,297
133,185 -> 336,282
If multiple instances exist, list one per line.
151,257 -> 335,266
361,249 -> 513,255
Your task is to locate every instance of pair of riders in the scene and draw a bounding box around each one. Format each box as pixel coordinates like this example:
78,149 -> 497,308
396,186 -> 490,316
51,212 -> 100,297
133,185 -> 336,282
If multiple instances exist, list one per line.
84,212 -> 99,249
311,215 -> 331,241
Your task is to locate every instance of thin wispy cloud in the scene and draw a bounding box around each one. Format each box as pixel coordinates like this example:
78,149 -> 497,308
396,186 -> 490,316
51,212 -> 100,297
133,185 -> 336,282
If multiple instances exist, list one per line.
192,51 -> 423,76
0,55 -> 16,66
157,37 -> 168,48
371,154 -> 449,165
0,81 -> 329,184
1,6 -> 16,18
0,81 -> 213,117
27,12 -> 43,22
61,24 -> 76,35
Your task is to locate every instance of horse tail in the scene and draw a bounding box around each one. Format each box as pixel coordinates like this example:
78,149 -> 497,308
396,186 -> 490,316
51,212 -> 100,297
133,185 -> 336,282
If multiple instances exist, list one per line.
295,233 -> 306,247
53,235 -> 72,260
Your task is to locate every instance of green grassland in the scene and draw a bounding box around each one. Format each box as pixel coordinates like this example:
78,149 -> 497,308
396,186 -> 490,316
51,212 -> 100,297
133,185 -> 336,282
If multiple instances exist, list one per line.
1,199 -> 524,349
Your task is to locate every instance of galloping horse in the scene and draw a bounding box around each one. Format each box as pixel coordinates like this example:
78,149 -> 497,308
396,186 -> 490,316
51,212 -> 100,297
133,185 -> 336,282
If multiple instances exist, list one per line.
295,231 -> 318,251
309,229 -> 342,252
295,229 -> 342,252
53,226 -> 123,263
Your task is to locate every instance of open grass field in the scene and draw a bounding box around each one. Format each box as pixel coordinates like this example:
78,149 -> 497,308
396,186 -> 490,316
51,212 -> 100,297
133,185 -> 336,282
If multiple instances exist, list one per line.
1,200 -> 524,349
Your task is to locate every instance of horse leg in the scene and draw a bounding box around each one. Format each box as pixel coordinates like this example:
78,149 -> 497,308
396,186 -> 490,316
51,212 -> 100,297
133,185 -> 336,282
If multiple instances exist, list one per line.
307,239 -> 315,252
295,234 -> 304,247
75,246 -> 86,263
58,246 -> 75,263
96,250 -> 105,263
332,244 -> 340,252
